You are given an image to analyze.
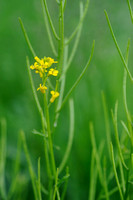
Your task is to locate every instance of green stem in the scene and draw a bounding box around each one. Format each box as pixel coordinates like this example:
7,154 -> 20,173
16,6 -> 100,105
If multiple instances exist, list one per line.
44,94 -> 56,177
104,10 -> 133,82
19,18 -> 36,57
110,143 -> 124,200
60,1 -> 83,79
20,130 -> 39,200
127,0 -> 133,23
58,98 -> 74,174
0,118 -> 7,199
58,0 -> 64,75
41,0 -> 58,56
65,0 -> 90,45
111,102 -> 128,170
43,0 -> 60,41
57,40 -> 95,113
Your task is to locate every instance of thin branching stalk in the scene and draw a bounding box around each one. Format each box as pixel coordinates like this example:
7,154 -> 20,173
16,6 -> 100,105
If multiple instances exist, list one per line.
37,157 -> 42,200
54,43 -> 68,127
57,40 -> 95,112
65,0 -> 90,45
58,98 -> 74,174
111,102 -> 128,170
43,0 -> 60,41
89,122 -> 103,185
103,156 -> 110,200
58,0 -> 64,75
40,0 -> 57,56
104,10 -> 133,82
60,1 -> 83,79
101,91 -> 111,161
127,0 -> 133,23
63,0 -> 67,12
44,94 -> 56,177
88,150 -> 98,200
53,168 -> 59,200
89,141 -> 104,200
0,118 -> 7,199
20,130 -> 39,200
7,134 -> 22,199
19,18 -> 36,57
61,167 -> 69,200
119,158 -> 126,193
110,143 -> 124,200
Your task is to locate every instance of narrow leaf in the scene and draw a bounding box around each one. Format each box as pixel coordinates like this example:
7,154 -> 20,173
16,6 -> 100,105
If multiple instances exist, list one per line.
43,0 -> 60,40
111,102 -> 128,170
20,130 -> 39,200
110,143 -> 124,200
0,118 -> 7,199
104,10 -> 133,82
127,0 -> 133,24
19,18 -> 36,57
58,98 -> 74,174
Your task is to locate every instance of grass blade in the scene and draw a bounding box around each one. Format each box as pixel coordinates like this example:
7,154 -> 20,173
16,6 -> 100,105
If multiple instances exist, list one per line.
0,118 -> 7,199
110,142 -> 124,200
61,167 -> 69,200
58,98 -> 74,174
19,18 -> 36,57
127,0 -> 133,23
53,168 -> 59,200
119,158 -> 126,193
20,130 -> 39,200
111,102 -> 128,170
89,122 -> 103,185
37,157 -> 42,200
104,10 -> 133,82
7,134 -> 22,199
57,40 -> 95,112
88,141 -> 104,200
103,156 -> 110,200
101,91 -> 111,160
121,121 -> 131,138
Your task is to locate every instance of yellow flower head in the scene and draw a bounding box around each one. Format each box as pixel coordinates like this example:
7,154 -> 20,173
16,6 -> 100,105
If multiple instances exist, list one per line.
44,57 -> 58,68
50,90 -> 59,103
30,56 -> 58,78
48,68 -> 58,76
37,84 -> 47,94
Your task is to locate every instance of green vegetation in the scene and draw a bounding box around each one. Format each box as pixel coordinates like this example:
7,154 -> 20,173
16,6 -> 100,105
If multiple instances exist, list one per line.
1,0 -> 133,199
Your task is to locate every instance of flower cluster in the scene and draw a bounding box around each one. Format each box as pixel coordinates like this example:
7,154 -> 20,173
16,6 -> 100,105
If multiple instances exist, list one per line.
30,56 -> 59,103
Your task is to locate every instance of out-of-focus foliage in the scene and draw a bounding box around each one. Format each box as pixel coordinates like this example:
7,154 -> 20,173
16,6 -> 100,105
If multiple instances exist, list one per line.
1,0 -> 133,199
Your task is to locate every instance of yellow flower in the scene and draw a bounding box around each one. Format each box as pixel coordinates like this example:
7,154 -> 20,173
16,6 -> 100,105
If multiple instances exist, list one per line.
44,57 -> 58,68
48,68 -> 58,76
50,91 -> 59,103
30,56 -> 58,78
37,84 -> 47,93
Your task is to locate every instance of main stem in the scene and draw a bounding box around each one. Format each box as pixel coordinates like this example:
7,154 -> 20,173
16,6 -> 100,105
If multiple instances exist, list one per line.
44,94 -> 56,178
58,0 -> 64,75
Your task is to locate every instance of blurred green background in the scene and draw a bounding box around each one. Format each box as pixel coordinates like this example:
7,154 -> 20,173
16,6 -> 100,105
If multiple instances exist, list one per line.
1,0 -> 133,199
